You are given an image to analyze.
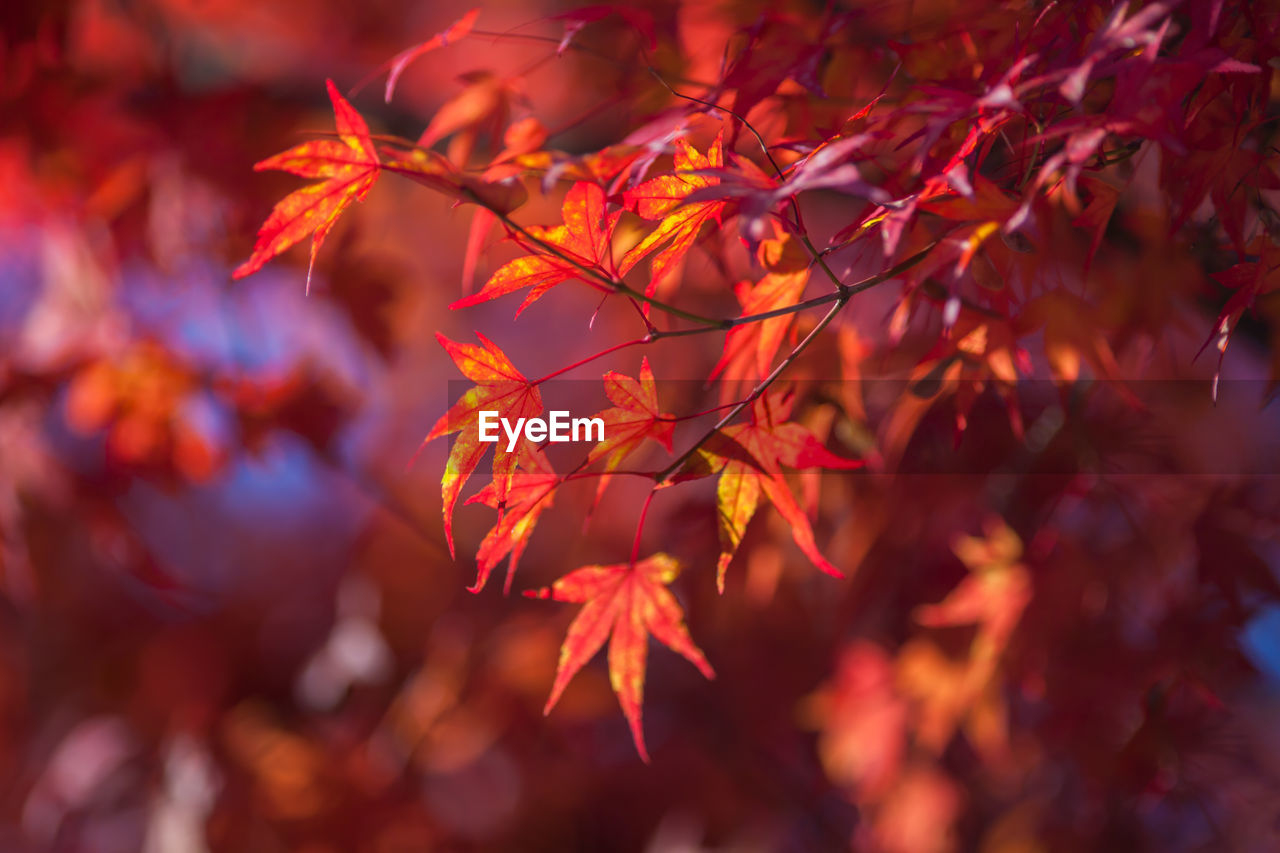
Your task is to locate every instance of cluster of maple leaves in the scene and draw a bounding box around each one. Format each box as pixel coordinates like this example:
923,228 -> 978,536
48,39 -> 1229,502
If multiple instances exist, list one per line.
235,0 -> 1280,782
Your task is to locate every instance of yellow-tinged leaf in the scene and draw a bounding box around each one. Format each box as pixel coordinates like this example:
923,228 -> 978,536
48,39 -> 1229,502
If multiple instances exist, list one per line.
711,233 -> 811,396
422,332 -> 541,573
622,132 -> 726,299
586,357 -> 674,502
452,181 -> 625,314
699,394 -> 862,590
715,461 -> 761,592
464,445 -> 558,594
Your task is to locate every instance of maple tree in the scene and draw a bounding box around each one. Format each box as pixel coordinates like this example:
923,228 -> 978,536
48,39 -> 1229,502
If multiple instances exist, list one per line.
238,0 -> 1280,770
6,0 -> 1280,849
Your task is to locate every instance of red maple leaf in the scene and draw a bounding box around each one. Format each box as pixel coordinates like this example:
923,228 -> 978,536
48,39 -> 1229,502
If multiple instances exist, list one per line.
696,394 -> 862,591
621,132 -> 726,298
421,332 -> 542,568
525,552 -> 715,762
381,8 -> 479,103
452,181 -> 627,314
234,80 -> 379,291
711,232 -> 811,396
464,445 -> 558,594
585,357 -> 674,501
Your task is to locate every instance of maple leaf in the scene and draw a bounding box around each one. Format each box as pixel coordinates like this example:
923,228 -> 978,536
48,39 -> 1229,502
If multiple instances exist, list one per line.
711,232 -> 811,396
585,357 -> 674,491
878,305 -> 1034,461
683,134 -> 889,249
696,394 -> 862,592
422,332 -> 541,568
1017,289 -> 1128,391
451,181 -> 624,315
234,80 -> 379,292
551,5 -> 656,56
900,518 -> 1031,757
917,519 -> 1030,654
1210,237 -> 1280,344
717,14 -> 833,116
621,132 -> 726,298
1058,1 -> 1175,105
525,552 -> 715,762
418,70 -> 516,166
804,641 -> 907,798
377,144 -> 528,214
492,143 -> 647,193
382,8 -> 479,103
464,446 -> 557,594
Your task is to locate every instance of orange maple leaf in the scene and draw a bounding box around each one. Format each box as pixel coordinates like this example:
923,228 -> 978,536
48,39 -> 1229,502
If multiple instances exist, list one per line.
418,70 -> 516,166
422,332 -> 541,572
621,132 -> 726,298
900,518 -> 1031,758
699,394 -> 862,592
711,232 -> 811,397
585,357 -> 674,500
234,80 -> 379,292
464,445 -> 558,595
525,552 -> 714,762
452,181 -> 626,315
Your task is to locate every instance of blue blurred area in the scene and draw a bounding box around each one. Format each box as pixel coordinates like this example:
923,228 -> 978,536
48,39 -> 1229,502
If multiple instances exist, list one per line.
1243,605 -> 1280,683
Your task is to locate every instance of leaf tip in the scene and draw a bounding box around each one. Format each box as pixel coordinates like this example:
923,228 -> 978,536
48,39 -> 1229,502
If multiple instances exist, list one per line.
715,552 -> 731,594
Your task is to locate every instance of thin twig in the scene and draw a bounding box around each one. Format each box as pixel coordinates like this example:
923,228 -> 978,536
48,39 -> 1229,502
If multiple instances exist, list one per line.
655,297 -> 847,483
645,66 -> 851,295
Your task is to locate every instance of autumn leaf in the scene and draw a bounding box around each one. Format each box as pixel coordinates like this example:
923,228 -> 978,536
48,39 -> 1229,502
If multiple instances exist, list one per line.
464,445 -> 557,595
899,518 -> 1031,759
917,518 -> 1030,653
804,641 -> 907,798
1207,236 -> 1280,365
585,357 -> 674,501
551,5 -> 656,56
382,8 -> 479,103
697,394 -> 862,592
687,134 -> 889,249
1017,289 -> 1128,390
488,117 -> 549,170
422,332 -> 541,570
522,144 -> 651,192
711,232 -> 811,396
418,70 -> 516,166
525,552 -> 714,762
621,132 -> 725,299
377,144 -> 528,214
711,462 -> 763,592
234,80 -> 379,291
452,181 -> 625,315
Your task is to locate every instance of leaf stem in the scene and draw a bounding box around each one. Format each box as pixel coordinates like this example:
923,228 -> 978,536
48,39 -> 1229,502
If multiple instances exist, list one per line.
654,296 -> 847,484
630,487 -> 658,566
531,336 -> 651,385
645,66 -> 850,295
485,197 -> 730,328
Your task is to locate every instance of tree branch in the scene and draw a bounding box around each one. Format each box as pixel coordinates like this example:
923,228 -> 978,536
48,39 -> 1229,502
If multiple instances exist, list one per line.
654,296 -> 848,484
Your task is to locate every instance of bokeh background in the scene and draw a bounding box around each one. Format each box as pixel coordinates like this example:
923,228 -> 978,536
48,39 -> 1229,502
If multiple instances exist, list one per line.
3,1 -> 1280,851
